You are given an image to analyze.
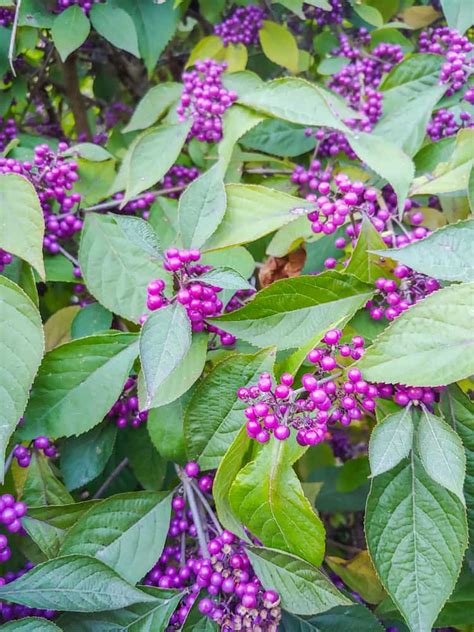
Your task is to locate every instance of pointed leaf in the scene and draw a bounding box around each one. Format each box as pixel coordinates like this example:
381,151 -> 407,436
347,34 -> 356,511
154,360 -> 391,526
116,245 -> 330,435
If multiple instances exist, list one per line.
0,173 -> 45,279
79,213 -> 169,322
358,282 -> 474,386
20,333 -> 139,440
122,83 -> 182,133
113,214 -> 163,260
245,546 -> 350,615
185,348 -> 274,469
0,277 -> 44,477
259,21 -> 299,73
61,491 -> 172,583
371,219 -> 474,283
90,4 -> 139,57
22,451 -> 74,506
418,409 -> 466,503
230,439 -> 325,566
178,164 -> 226,249
139,303 -> 192,407
369,407 -> 414,476
197,266 -> 252,291
346,217 -> 387,283
51,5 -> 90,61
0,555 -> 155,611
366,455 -> 468,632
281,606 -> 385,632
211,271 -> 373,349
0,619 -> 62,631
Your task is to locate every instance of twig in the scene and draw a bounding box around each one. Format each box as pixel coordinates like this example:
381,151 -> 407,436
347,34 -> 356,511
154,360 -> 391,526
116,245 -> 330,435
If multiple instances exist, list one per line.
245,168 -> 293,175
93,457 -> 129,499
180,472 -> 210,558
57,245 -> 79,267
189,479 -> 223,535
327,538 -> 361,554
60,53 -> 92,140
8,0 -> 22,76
82,186 -> 186,212
3,447 -> 16,479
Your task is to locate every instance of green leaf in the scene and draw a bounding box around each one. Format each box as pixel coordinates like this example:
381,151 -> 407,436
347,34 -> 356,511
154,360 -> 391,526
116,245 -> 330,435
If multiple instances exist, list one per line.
58,587 -> 183,631
218,104 -> 264,171
51,6 -> 90,61
0,555 -> 155,611
357,283 -> 474,387
71,303 -> 113,339
281,606 -> 385,632
197,266 -> 253,291
62,143 -> 114,162
440,385 -> 474,551
22,451 -> 74,506
414,136 -> 456,176
90,4 -> 139,57
60,423 -> 117,491
122,83 -> 182,133
380,54 -> 444,111
214,425 -> 253,538
126,425 -> 166,490
238,77 -> 355,129
366,455 -> 468,632
317,56 -> 351,75
178,164 -> 227,250
440,0 -> 472,33
418,409 -> 466,504
369,408 -> 414,476
259,21 -> 299,74
0,173 -> 45,279
411,128 -> 474,195
371,219 -> 474,283
469,166 -> 474,212
20,333 -> 139,440
147,392 -> 191,464
345,131 -> 414,213
75,158 -> 116,206
113,214 -> 163,260
336,456 -> 371,493
116,121 -> 191,204
22,515 -> 67,559
0,618 -> 62,631
229,438 -> 325,566
353,4 -> 383,26
61,492 -> 172,583
140,332 -> 208,409
241,119 -> 317,158
346,217 -> 387,283
373,84 -> 445,156
0,276 -> 43,477
245,546 -> 350,615
184,348 -> 275,469
79,213 -> 169,322
140,303 -> 192,408
204,184 -> 313,250
211,272 -> 373,349
114,0 -> 179,73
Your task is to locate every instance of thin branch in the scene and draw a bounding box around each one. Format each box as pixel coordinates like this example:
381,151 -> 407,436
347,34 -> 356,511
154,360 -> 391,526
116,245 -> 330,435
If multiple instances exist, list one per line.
180,472 -> 210,558
189,479 -> 223,535
60,53 -> 92,140
93,457 -> 129,499
3,446 -> 16,480
57,245 -> 79,267
8,0 -> 22,76
82,186 -> 186,212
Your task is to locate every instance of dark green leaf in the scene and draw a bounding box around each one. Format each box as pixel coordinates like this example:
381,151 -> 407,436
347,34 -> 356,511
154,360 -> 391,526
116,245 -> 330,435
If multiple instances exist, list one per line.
0,555 -> 155,611
60,423 -> 117,491
90,3 -> 139,57
20,333 -> 139,440
147,391 -> 192,465
0,277 -> 44,477
241,119 -> 316,157
139,303 -> 192,408
281,605 -> 385,632
122,83 -> 182,133
346,217 -> 387,283
61,492 -> 172,583
22,451 -> 74,506
71,303 -> 113,339
126,425 -> 166,490
51,6 -> 90,61
0,618 -> 62,631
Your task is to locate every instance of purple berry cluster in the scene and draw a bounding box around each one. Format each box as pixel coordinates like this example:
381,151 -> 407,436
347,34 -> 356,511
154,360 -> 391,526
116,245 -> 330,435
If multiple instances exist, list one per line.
0,7 -> 13,27
0,142 -> 82,255
107,376 -> 148,429
13,437 -> 56,468
367,268 -> 440,321
144,463 -> 281,630
225,288 -> 256,313
112,191 -> 156,219
303,0 -> 344,25
427,108 -> 473,140
214,4 -> 266,47
0,249 -> 13,273
0,494 -> 27,560
177,60 -> 237,143
419,27 -> 473,95
291,159 -> 333,201
162,164 -> 200,198
377,383 -> 443,408
239,331 -> 376,446
145,248 -> 237,347
0,563 -> 55,623
0,117 -> 16,152
55,0 -> 103,14
328,34 -> 404,130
